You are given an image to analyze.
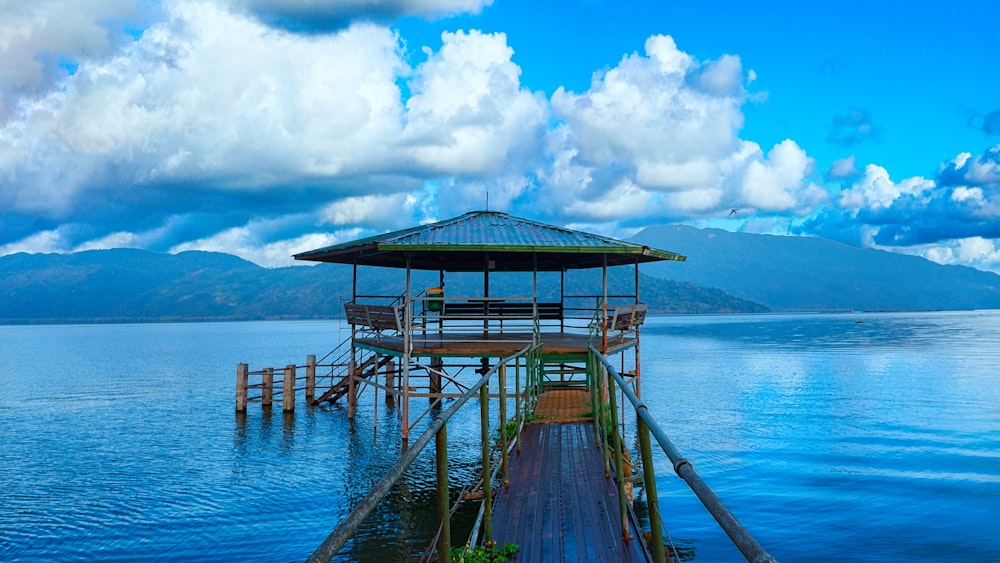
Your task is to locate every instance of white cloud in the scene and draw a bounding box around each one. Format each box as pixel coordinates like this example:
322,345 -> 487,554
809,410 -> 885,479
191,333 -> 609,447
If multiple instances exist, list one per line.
170,226 -> 362,267
739,139 -> 821,211
0,229 -> 66,256
321,192 -> 421,229
838,164 -> 934,210
74,231 -> 141,252
564,178 -> 654,221
828,155 -> 859,179
542,35 -> 826,223
917,237 -> 1000,273
951,186 -> 984,205
551,35 -> 743,168
1,1 -> 411,217
404,29 -> 548,175
0,0 -> 143,118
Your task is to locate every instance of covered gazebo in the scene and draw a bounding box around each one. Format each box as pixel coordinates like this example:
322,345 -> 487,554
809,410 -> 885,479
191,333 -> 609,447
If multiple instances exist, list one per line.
294,210 -> 685,439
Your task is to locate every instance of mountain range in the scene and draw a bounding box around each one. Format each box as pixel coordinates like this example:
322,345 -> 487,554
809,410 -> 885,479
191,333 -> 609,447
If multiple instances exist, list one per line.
632,224 -> 1000,311
0,247 -> 765,324
3,225 -> 1000,324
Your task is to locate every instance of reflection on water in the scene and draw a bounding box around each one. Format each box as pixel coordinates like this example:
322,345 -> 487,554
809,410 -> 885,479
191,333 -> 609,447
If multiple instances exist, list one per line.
2,312 -> 1000,561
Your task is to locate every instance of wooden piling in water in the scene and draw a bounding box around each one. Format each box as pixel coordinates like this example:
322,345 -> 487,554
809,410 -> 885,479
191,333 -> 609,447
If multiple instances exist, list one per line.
385,361 -> 395,407
236,363 -> 248,412
429,357 -> 443,399
262,367 -> 274,409
305,355 -> 316,403
283,364 -> 296,412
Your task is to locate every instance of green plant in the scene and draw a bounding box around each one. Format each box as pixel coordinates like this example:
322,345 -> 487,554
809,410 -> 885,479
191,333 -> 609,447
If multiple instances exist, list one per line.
451,541 -> 518,562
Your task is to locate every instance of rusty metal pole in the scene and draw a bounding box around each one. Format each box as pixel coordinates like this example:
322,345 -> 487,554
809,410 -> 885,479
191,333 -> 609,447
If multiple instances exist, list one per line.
480,384 -> 493,544
639,417 -> 666,563
436,422 -> 451,563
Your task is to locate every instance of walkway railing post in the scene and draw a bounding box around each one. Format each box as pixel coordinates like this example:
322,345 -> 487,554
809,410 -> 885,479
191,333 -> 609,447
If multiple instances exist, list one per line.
515,355 -> 522,453
283,364 -> 296,412
305,354 -> 316,404
599,364 -> 611,477
436,422 -> 451,563
236,363 -> 248,412
262,367 -> 274,409
589,353 -> 602,448
480,384 -> 493,544
499,363 -> 509,488
639,417 -> 666,563
607,369 -> 630,540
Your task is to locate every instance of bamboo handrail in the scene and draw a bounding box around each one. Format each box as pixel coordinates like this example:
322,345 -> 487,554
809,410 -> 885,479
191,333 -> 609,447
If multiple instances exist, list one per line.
588,345 -> 777,563
305,343 -> 540,563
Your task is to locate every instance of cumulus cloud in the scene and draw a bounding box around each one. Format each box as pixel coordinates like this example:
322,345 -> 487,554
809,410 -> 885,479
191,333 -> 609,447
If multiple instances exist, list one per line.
920,237 -> 1000,271
227,0 -> 493,33
827,155 -> 860,180
8,1 -> 991,273
0,0 -> 550,265
542,35 -> 825,224
826,108 -> 880,148
404,30 -> 547,175
0,0 -> 149,119
794,144 -> 1000,258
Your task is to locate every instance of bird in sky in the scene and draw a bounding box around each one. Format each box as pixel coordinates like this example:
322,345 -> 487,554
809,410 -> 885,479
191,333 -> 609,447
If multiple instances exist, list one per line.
728,208 -> 739,217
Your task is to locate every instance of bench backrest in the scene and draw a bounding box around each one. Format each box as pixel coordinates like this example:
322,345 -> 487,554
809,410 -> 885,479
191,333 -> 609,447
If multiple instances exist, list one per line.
344,303 -> 403,332
441,301 -> 563,321
609,303 -> 648,332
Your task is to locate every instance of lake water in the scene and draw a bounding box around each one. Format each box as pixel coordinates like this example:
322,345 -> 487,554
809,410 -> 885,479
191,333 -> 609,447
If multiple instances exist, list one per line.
2,311 -> 999,562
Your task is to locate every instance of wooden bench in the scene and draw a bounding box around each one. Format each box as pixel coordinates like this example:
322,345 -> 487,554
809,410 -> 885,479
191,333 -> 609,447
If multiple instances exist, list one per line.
606,303 -> 648,332
441,301 -> 563,321
344,303 -> 404,333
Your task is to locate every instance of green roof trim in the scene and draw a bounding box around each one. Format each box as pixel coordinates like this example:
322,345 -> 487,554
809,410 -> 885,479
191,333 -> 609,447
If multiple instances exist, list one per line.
294,211 -> 686,272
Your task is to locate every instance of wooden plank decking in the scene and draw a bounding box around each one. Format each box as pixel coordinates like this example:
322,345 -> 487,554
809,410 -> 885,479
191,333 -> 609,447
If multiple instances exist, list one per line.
491,389 -> 651,562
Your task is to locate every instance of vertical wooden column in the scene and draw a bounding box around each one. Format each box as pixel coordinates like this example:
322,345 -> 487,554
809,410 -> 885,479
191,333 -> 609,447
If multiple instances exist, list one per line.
236,363 -> 249,412
430,357 -> 443,399
385,361 -> 396,407
262,367 -> 274,409
305,354 -> 316,404
283,364 -> 296,412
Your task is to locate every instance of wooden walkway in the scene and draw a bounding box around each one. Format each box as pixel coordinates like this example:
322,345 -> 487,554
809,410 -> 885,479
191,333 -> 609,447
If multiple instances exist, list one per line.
491,390 -> 651,562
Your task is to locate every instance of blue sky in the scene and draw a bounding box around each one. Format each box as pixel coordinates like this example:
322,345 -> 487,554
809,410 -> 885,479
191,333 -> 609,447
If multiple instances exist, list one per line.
1,0 -> 999,271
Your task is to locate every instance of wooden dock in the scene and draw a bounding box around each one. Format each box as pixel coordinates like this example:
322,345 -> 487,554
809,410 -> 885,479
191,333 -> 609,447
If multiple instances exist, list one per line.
491,389 -> 651,562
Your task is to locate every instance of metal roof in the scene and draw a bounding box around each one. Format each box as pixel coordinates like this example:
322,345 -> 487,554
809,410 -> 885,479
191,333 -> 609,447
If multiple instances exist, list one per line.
293,211 -> 686,271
